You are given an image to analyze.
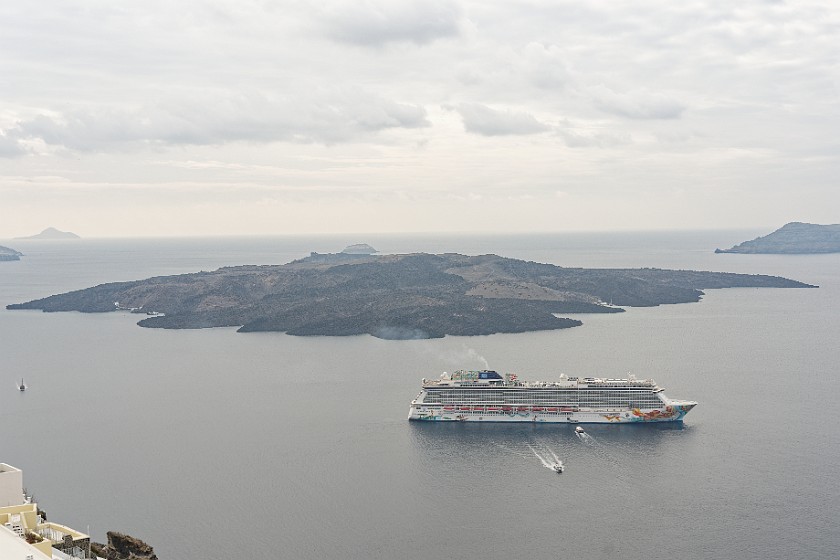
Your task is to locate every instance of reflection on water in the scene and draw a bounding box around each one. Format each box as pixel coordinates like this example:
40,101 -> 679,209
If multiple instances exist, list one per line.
408,421 -> 691,479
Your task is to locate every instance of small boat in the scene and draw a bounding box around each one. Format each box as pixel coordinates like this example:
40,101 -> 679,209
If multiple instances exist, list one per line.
575,426 -> 585,434
18,378 -> 26,391
552,462 -> 564,473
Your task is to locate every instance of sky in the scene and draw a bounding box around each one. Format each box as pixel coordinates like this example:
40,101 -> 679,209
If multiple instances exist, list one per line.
1,0 -> 838,238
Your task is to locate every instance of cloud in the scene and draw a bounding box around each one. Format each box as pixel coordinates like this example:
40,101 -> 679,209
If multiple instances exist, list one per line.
0,130 -> 26,157
3,88 -> 430,153
590,85 -> 686,120
522,42 -> 572,90
320,0 -> 462,47
555,124 -> 632,148
454,103 -> 550,136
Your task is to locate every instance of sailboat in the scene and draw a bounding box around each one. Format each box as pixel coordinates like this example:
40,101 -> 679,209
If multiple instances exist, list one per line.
18,378 -> 26,391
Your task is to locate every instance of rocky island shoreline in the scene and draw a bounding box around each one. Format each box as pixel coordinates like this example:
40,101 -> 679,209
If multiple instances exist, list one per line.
7,251 -> 815,339
716,222 -> 840,254
0,245 -> 23,261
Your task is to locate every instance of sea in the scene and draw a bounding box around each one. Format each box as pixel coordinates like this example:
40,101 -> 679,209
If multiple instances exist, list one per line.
1,231 -> 838,560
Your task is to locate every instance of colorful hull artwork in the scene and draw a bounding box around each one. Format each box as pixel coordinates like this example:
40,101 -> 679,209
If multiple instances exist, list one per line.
410,405 -> 694,423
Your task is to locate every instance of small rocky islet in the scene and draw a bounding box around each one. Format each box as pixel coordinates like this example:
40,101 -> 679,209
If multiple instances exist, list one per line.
7,251 -> 815,339
0,245 -> 23,261
90,531 -> 158,560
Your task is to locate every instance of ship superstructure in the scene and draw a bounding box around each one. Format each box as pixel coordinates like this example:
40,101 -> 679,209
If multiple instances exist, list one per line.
408,370 -> 697,423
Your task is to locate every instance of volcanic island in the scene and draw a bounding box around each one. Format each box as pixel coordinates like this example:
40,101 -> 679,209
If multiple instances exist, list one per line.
7,251 -> 815,339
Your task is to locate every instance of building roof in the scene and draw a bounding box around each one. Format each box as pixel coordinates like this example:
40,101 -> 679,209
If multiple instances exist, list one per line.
0,524 -> 52,560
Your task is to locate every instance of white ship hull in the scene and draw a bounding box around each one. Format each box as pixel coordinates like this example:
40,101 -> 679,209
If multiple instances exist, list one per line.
408,403 -> 695,423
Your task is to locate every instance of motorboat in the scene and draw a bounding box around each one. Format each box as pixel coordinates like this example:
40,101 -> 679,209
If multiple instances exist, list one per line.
552,462 -> 564,473
575,426 -> 585,434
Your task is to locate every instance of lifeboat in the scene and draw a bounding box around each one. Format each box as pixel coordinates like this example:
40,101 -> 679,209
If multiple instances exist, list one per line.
443,405 -> 455,411
459,406 -> 471,411
472,406 -> 484,411
501,406 -> 512,412
532,407 -> 544,412
517,406 -> 528,412
546,407 -> 558,412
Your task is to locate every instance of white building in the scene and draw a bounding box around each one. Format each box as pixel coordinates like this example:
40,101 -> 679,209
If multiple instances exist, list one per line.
0,463 -> 93,559
0,464 -> 25,507
0,524 -> 53,560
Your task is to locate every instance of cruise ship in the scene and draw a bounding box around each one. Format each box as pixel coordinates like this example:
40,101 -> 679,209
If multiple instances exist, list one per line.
408,370 -> 697,423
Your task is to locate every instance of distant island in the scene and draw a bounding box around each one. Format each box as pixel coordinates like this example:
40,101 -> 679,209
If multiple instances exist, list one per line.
16,227 -> 80,240
716,222 -> 840,254
0,245 -> 23,261
341,243 -> 377,254
7,252 -> 815,339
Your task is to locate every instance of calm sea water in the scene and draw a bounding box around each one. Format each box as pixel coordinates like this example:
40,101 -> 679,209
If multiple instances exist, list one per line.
1,232 -> 838,559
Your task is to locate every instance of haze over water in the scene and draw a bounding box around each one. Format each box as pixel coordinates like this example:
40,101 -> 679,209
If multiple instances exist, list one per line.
1,231 -> 838,559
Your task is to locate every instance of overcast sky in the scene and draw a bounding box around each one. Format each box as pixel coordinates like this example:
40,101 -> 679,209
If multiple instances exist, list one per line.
1,0 -> 838,237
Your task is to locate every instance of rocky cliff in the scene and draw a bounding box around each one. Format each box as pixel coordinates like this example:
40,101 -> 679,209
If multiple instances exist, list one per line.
91,532 -> 158,560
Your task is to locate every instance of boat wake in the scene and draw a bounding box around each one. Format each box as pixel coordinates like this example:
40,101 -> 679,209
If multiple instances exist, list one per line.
576,431 -> 595,444
528,444 -> 563,472
493,440 -> 565,472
